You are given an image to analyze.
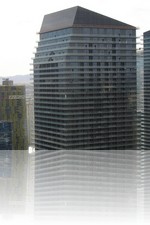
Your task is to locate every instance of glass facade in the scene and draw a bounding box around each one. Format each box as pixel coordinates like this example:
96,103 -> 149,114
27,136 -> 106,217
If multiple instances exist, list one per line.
34,12 -> 137,150
0,121 -> 12,151
142,31 -> 150,149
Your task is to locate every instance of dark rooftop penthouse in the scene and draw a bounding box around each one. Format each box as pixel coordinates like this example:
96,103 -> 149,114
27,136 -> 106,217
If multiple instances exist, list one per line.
40,6 -> 135,33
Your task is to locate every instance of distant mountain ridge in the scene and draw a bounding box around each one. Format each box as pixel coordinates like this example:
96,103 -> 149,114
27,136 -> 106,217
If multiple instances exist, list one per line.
0,75 -> 31,85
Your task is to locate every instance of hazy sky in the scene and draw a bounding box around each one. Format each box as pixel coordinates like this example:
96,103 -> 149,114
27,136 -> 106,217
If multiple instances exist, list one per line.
0,0 -> 149,77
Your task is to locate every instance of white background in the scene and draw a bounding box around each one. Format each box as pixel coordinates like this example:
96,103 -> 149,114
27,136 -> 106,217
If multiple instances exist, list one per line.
0,0 -> 149,77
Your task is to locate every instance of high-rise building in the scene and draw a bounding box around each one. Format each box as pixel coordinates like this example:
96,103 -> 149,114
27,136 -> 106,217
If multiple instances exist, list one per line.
142,31 -> 150,149
33,6 -> 137,150
0,79 -> 28,150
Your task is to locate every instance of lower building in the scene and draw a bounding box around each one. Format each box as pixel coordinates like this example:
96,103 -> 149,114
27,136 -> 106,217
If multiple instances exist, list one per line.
35,150 -> 138,224
0,79 -> 28,150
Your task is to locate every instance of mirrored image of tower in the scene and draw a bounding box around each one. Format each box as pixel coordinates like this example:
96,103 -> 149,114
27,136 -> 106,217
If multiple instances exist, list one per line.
34,150 -> 138,224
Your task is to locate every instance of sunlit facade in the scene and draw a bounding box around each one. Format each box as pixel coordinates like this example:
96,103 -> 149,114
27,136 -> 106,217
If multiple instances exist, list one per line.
0,79 -> 28,150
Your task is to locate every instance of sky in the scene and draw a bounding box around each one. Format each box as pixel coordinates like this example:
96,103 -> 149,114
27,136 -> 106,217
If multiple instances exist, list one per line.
0,0 -> 150,77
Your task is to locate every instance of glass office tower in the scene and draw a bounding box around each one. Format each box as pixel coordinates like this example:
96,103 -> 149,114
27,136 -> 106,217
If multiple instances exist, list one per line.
142,31 -> 150,149
34,6 -> 137,150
